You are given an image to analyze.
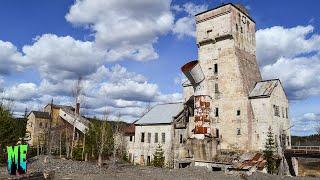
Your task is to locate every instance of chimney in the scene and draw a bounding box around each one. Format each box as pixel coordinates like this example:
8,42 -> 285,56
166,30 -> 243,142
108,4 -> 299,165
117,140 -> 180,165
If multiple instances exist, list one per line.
76,102 -> 80,115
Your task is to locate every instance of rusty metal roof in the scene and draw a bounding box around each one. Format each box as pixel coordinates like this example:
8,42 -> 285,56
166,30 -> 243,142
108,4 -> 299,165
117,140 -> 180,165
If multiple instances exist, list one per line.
249,79 -> 279,99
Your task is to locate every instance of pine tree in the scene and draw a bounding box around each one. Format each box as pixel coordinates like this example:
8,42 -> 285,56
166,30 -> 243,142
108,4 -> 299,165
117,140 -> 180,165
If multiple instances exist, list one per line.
153,144 -> 165,168
263,127 -> 276,174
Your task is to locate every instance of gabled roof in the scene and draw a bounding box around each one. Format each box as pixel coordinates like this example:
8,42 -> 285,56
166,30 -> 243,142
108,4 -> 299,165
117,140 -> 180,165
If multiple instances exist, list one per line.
44,103 -> 75,111
135,102 -> 183,125
249,79 -> 280,99
29,111 -> 50,119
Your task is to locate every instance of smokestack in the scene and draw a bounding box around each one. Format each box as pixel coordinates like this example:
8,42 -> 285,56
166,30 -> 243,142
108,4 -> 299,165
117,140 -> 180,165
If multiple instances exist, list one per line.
181,60 -> 207,95
76,102 -> 80,115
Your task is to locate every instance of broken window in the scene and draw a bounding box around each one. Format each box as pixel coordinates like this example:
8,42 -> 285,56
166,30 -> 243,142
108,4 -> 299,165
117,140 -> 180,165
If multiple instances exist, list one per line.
273,105 -> 280,117
155,133 -> 158,143
141,132 -> 145,142
162,133 -> 165,143
237,128 -> 241,135
237,110 -> 240,116
147,133 -> 151,143
130,135 -> 133,142
214,64 -> 218,74
180,134 -> 183,144
39,122 -> 42,128
215,107 -> 219,117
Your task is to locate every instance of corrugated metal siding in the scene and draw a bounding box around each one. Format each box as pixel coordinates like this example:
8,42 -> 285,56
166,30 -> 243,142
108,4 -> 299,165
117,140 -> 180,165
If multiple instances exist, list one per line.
135,103 -> 183,125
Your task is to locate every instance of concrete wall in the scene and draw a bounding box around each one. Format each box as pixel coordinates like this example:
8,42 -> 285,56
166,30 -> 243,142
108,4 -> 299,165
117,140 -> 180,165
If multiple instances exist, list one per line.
26,113 -> 49,147
132,124 -> 173,165
193,4 -> 261,151
251,82 -> 291,151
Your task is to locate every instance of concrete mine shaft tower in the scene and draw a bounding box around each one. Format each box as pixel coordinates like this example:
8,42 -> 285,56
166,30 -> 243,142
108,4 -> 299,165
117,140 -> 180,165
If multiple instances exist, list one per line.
181,3 -> 262,152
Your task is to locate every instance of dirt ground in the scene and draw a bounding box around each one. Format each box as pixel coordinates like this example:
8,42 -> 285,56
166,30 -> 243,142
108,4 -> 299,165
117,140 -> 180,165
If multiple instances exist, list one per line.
0,156 -> 318,180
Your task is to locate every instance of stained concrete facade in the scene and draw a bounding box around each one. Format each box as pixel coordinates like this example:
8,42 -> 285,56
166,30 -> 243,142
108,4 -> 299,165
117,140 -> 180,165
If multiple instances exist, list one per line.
128,103 -> 183,166
178,3 -> 291,164
26,111 -> 50,147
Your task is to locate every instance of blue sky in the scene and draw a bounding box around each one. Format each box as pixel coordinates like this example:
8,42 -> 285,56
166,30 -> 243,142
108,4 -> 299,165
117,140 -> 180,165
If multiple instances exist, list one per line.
0,0 -> 319,136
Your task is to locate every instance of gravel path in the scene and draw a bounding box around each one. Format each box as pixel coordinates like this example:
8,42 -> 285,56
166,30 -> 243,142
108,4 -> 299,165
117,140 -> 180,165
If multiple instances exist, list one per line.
0,156 -> 318,179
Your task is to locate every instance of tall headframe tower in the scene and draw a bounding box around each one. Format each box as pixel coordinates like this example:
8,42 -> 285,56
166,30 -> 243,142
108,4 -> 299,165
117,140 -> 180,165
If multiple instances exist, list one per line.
182,3 -> 262,151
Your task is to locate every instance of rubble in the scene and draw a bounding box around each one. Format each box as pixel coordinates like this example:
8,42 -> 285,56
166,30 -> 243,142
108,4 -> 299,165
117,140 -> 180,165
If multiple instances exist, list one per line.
0,156 -> 317,179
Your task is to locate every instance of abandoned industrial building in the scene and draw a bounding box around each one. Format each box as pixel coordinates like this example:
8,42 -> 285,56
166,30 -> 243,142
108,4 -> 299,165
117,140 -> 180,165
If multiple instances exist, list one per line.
26,103 -> 90,155
124,3 -> 291,172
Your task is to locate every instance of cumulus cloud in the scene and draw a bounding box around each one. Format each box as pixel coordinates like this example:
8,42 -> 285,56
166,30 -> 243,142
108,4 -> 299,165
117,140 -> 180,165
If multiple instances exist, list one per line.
257,25 -> 320,100
0,40 -> 27,75
256,25 -> 320,66
2,63 -> 181,121
3,83 -> 39,101
291,112 -> 320,136
172,2 -> 208,39
66,0 -> 174,61
23,34 -> 106,82
262,54 -> 320,100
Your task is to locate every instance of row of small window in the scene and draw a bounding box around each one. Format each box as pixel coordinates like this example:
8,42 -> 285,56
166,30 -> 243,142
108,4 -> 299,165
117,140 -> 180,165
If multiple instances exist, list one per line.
273,105 -> 288,118
140,132 -> 166,144
28,122 -> 48,128
212,108 -> 241,117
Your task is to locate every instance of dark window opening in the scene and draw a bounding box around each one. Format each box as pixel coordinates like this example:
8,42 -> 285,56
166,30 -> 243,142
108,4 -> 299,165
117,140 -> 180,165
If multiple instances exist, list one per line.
180,134 -> 183,144
162,133 -> 166,143
215,128 -> 219,138
155,133 -> 158,143
286,108 -> 288,118
130,135 -> 133,142
147,133 -> 151,143
214,64 -> 218,74
240,27 -> 243,33
212,167 -> 222,171
237,110 -> 240,116
39,122 -> 42,128
215,108 -> 219,117
273,105 -> 280,117
141,132 -> 145,142
147,156 -> 151,165
237,128 -> 241,135
215,83 -> 219,93
236,24 -> 238,31
179,162 -> 191,168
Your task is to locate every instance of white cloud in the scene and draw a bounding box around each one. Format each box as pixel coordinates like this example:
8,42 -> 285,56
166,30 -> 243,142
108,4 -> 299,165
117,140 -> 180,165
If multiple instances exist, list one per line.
23,34 -> 106,82
257,25 -> 320,100
172,2 -> 208,39
261,54 -> 320,100
256,25 -> 320,66
3,83 -> 39,101
291,112 -> 320,136
66,0 -> 174,61
0,40 -> 27,75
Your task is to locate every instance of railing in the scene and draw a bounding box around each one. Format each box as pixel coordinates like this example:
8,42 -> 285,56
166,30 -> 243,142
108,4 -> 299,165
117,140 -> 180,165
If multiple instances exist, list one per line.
288,146 -> 320,154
